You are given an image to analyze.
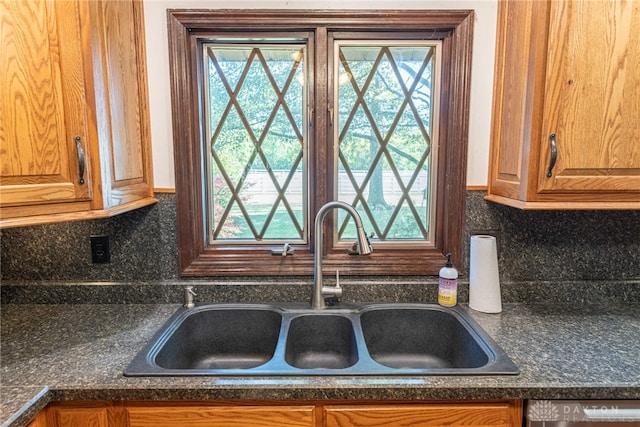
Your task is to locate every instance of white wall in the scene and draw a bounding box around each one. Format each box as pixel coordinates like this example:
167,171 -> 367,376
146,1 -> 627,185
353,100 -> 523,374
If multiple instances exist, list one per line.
143,0 -> 498,189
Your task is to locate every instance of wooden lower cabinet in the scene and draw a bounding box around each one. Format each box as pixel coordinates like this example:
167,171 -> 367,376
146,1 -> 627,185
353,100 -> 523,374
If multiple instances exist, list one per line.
125,403 -> 315,427
29,400 -> 523,427
324,401 -> 522,426
28,401 -> 114,427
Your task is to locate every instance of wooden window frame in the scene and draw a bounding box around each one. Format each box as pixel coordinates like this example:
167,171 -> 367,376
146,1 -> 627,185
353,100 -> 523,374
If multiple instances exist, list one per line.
167,9 -> 473,277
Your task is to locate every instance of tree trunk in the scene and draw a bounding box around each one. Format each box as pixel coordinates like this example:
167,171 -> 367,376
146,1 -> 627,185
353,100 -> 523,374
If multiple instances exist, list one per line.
366,136 -> 388,208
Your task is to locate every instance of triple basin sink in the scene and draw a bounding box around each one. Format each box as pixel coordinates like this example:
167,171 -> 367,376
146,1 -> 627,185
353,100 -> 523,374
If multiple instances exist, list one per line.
125,303 -> 519,376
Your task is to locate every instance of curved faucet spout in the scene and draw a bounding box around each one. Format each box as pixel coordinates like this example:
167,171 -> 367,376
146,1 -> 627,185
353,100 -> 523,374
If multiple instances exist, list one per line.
312,201 -> 372,309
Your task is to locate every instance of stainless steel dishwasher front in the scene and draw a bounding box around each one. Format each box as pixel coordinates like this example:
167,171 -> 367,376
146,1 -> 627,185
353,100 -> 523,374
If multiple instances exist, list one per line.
526,400 -> 640,426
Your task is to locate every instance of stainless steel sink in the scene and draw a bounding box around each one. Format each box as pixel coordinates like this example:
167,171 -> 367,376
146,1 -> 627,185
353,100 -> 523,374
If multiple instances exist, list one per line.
125,303 -> 519,376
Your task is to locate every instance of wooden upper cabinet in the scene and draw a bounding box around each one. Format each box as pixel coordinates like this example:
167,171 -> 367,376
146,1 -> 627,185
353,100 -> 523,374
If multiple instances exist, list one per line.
0,0 -> 155,228
487,0 -> 640,209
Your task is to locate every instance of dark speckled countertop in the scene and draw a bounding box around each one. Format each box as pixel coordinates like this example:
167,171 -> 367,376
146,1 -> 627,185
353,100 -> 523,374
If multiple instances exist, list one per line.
2,299 -> 639,427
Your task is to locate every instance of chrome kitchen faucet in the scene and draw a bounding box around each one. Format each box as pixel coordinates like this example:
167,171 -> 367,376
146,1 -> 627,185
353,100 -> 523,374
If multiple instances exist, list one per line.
311,201 -> 372,309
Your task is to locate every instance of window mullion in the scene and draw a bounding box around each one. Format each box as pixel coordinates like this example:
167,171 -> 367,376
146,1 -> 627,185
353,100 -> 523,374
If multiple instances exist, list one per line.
312,26 -> 330,254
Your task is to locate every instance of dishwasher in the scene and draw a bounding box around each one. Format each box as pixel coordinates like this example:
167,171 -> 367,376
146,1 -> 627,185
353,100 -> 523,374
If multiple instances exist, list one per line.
526,400 -> 640,426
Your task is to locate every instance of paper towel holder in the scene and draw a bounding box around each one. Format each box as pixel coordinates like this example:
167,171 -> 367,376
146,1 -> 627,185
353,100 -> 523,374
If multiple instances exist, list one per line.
469,234 -> 502,314
469,229 -> 501,257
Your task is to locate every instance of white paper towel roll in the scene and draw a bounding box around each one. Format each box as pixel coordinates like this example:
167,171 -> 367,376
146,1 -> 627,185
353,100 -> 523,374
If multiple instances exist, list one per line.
469,235 -> 502,313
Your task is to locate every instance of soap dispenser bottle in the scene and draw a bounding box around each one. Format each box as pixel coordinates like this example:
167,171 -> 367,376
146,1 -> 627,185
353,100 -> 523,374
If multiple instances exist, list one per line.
438,253 -> 458,307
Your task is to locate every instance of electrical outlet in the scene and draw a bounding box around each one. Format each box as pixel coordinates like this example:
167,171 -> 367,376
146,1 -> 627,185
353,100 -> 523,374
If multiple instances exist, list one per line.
90,235 -> 110,263
469,229 -> 501,257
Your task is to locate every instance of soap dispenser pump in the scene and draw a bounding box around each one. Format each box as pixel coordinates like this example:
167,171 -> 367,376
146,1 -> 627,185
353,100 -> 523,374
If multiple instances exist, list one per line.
438,253 -> 458,307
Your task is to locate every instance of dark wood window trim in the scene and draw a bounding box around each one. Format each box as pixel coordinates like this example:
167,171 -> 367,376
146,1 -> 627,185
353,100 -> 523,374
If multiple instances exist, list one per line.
168,9 -> 473,277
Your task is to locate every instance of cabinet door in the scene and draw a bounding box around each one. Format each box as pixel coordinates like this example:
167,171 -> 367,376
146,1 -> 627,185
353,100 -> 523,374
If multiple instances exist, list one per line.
126,405 -> 316,427
87,0 -> 154,209
0,0 -> 92,209
26,410 -> 48,427
324,402 -> 521,427
487,0 -> 551,205
44,403 -> 110,427
538,0 -> 640,194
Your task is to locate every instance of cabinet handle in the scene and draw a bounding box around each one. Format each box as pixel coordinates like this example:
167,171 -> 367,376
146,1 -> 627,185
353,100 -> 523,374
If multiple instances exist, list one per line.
75,136 -> 86,185
546,133 -> 557,178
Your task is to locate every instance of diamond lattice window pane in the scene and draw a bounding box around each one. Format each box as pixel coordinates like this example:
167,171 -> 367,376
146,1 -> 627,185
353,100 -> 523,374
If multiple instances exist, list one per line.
336,42 -> 438,243
205,43 -> 307,243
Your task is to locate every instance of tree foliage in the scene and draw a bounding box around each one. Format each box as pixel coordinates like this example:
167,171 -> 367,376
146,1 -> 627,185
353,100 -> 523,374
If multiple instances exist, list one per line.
205,43 -> 436,240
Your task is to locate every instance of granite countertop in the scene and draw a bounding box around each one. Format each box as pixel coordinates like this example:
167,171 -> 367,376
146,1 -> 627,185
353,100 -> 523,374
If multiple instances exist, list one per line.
1,301 -> 640,427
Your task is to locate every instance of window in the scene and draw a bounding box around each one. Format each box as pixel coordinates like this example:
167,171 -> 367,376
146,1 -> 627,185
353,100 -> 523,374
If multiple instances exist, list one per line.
205,43 -> 309,244
333,41 -> 440,245
168,10 -> 473,277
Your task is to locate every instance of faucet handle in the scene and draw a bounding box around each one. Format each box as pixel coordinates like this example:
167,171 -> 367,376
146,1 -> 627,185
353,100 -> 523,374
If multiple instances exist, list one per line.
271,243 -> 295,257
184,286 -> 197,308
348,241 -> 359,255
333,269 -> 343,297
348,232 -> 374,255
322,269 -> 343,299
